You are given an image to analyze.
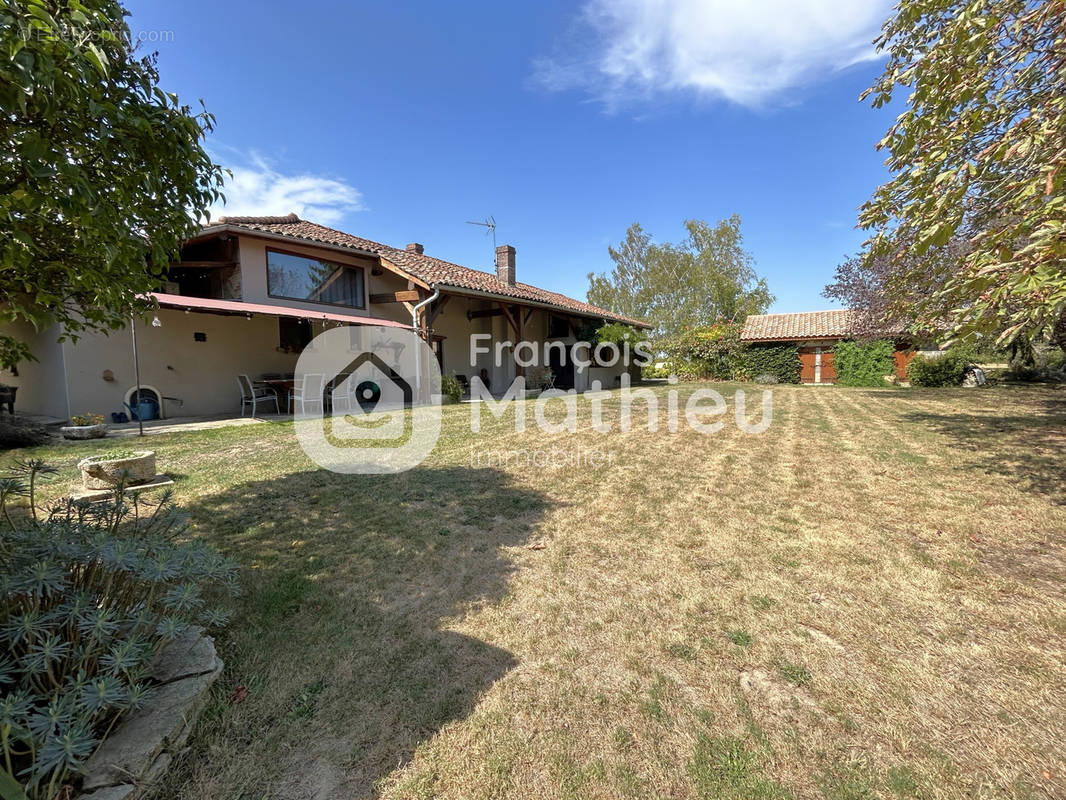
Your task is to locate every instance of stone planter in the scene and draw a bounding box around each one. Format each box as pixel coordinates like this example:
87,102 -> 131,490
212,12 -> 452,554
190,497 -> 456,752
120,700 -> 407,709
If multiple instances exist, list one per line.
78,451 -> 157,489
61,423 -> 109,440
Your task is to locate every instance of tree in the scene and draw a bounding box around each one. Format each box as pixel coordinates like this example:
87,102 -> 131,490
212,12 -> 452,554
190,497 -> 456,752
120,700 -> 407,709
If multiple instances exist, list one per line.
824,235 -> 971,337
587,216 -> 773,340
0,0 -> 225,369
858,0 -> 1066,353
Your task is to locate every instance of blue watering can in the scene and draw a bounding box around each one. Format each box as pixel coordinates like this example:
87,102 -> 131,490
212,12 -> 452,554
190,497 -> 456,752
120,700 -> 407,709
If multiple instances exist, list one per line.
124,398 -> 159,421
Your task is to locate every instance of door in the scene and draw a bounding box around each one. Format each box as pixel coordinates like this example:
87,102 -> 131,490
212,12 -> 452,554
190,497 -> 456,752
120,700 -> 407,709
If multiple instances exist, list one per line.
799,348 -> 817,383
820,349 -> 837,383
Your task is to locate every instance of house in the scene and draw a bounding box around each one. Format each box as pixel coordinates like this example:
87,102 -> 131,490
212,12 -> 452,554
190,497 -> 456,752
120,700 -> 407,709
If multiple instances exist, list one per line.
740,309 -> 915,384
4,214 -> 649,420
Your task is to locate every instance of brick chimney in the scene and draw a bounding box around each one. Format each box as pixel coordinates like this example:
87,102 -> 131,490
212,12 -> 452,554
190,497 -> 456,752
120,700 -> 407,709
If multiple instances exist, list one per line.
405,243 -> 424,255
495,244 -> 516,285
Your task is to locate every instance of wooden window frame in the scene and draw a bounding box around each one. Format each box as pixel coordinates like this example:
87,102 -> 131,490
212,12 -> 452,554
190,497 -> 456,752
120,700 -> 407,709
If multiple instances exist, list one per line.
266,246 -> 367,310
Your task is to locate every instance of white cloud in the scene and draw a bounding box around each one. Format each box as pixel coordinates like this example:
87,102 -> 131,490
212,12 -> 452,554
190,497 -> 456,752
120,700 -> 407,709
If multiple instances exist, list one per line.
534,0 -> 893,109
208,152 -> 364,225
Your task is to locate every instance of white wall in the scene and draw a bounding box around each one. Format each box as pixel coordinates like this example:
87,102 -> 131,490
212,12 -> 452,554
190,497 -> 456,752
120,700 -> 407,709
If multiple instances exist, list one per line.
62,309 -> 307,418
0,322 -> 70,419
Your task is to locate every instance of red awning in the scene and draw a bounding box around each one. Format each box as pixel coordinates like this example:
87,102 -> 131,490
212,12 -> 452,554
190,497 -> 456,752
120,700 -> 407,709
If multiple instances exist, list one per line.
149,293 -> 411,328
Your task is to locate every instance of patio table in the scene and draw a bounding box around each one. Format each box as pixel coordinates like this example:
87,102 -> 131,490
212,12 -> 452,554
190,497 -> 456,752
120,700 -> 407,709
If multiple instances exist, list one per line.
260,378 -> 295,413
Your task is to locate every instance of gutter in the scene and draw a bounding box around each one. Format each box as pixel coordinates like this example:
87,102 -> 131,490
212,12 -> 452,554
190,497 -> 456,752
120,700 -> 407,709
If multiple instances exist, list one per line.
412,285 -> 440,394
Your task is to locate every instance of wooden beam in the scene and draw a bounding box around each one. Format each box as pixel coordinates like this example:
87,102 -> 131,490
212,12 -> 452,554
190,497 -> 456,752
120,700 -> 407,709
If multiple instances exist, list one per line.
370,290 -> 421,304
497,302 -> 521,335
523,308 -> 535,325
378,256 -> 431,290
467,307 -> 503,320
168,260 -> 237,269
426,295 -> 450,327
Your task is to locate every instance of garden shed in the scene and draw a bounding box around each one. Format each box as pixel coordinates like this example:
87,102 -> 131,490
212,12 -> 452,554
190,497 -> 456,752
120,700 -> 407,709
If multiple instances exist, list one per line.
740,310 -> 914,384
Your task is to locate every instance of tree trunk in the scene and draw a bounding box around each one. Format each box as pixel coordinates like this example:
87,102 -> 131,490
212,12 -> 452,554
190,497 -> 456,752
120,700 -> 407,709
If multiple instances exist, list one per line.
1053,307 -> 1066,356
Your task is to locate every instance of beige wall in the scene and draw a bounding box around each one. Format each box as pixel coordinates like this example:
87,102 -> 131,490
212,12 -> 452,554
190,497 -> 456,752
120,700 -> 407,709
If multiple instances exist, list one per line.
237,236 -> 409,326
0,322 -> 70,419
61,309 -> 309,418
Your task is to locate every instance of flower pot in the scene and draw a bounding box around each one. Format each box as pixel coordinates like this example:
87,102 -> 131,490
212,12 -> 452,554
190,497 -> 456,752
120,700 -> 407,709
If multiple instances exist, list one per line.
60,423 -> 109,440
78,450 -> 157,489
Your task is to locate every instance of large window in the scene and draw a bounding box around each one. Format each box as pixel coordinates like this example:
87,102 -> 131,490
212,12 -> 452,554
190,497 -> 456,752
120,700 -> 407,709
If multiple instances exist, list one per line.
266,248 -> 365,308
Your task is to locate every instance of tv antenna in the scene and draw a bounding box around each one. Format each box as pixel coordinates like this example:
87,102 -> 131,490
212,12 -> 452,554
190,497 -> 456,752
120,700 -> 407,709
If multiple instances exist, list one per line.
466,215 -> 497,252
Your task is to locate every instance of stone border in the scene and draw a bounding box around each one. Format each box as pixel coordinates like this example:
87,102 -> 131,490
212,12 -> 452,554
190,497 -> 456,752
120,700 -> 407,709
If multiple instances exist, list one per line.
77,628 -> 223,800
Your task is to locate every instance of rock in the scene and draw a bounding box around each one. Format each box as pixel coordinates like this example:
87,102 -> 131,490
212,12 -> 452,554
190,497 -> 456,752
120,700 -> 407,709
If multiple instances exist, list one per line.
76,785 -> 135,800
962,366 -> 987,387
82,654 -> 222,790
150,627 -> 218,684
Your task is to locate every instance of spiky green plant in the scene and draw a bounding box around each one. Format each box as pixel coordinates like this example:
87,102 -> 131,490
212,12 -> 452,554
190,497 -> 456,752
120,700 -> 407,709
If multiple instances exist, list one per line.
0,461 -> 237,799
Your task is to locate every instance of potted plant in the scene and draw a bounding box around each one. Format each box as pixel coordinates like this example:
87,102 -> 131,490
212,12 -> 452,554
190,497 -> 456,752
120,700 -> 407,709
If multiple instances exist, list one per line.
60,412 -> 109,440
78,449 -> 157,489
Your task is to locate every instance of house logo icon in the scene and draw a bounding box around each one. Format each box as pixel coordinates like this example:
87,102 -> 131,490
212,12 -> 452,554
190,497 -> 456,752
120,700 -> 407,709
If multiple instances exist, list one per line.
293,325 -> 442,474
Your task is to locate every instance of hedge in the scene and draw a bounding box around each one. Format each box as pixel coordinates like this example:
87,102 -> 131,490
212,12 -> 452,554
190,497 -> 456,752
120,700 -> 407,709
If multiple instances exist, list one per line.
834,339 -> 896,387
737,345 -> 801,384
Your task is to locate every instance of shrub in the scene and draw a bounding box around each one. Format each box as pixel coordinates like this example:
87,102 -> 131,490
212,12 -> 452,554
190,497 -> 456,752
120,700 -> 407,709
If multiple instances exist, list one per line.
70,413 -> 104,427
0,460 -> 237,799
594,322 -> 645,347
737,345 -> 801,384
441,374 -> 463,403
834,339 -> 896,387
907,349 -> 971,386
662,324 -> 745,380
0,418 -> 52,450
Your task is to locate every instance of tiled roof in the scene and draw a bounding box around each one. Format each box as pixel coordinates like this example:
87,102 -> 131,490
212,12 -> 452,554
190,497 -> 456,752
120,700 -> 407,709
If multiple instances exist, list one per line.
206,214 -> 649,327
740,310 -> 859,341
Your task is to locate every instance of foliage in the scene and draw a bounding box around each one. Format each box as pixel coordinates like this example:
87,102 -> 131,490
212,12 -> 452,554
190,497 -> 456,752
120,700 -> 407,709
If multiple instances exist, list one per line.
69,414 -> 104,428
0,461 -> 237,798
594,322 -> 645,348
0,0 -> 226,370
736,345 -> 801,385
440,374 -> 463,404
660,327 -> 800,384
858,0 -> 1066,353
587,216 -> 773,340
907,349 -> 972,387
833,340 -> 897,387
0,420 -> 51,451
662,324 -> 746,380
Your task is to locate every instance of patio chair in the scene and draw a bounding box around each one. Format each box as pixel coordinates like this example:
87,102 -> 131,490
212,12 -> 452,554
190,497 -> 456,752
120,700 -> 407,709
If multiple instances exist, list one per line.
289,373 -> 325,415
237,374 -> 279,417
328,375 -> 355,413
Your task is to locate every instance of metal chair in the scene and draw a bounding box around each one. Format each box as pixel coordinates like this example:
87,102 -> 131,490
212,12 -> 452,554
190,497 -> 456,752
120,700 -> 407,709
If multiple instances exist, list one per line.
328,375 -> 355,413
238,374 -> 279,417
289,374 -> 324,415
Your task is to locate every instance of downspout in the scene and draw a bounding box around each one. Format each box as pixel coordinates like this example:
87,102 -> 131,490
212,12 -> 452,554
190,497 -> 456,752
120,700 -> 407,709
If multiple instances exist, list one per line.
412,285 -> 440,398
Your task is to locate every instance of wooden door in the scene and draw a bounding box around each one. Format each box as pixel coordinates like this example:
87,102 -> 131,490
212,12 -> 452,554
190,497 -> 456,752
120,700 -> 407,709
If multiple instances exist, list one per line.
893,349 -> 914,380
799,348 -> 817,383
820,350 -> 837,383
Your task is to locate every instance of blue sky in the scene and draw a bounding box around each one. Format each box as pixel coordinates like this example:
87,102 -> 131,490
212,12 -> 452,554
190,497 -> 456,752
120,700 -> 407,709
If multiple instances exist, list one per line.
126,0 -> 899,314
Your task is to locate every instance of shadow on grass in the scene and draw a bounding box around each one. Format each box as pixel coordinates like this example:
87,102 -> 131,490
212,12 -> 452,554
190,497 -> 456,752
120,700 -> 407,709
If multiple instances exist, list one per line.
176,465 -> 549,799
899,396 -> 1066,503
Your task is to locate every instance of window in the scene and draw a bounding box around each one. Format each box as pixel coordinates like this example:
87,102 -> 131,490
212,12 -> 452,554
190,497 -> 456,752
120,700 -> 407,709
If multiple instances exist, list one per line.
267,248 -> 365,308
548,314 -> 571,339
279,317 -> 313,353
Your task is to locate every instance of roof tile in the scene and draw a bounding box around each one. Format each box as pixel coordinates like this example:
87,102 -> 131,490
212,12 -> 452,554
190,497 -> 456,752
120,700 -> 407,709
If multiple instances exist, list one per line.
740,310 -> 858,341
209,214 -> 648,327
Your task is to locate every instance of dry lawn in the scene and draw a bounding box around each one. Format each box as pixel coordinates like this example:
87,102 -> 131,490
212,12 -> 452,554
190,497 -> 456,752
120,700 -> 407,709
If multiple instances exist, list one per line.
10,382 -> 1066,799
